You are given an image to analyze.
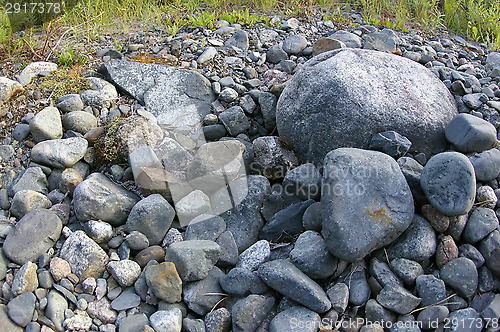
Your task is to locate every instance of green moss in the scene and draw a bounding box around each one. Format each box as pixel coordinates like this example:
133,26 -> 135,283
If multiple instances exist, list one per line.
94,115 -> 127,166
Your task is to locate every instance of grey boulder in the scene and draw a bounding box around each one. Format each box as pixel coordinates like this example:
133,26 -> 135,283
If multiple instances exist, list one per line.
30,137 -> 88,168
276,48 -> 457,165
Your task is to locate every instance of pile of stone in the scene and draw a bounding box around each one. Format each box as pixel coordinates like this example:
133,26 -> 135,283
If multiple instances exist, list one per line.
0,11 -> 500,332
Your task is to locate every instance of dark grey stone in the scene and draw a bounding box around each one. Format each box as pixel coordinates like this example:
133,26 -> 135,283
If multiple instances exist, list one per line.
391,258 -> 424,285
469,149 -> 500,182
397,156 -> 427,206
252,136 -> 298,180
277,48 -> 457,166
283,163 -> 321,200
479,230 -> 500,277
56,94 -> 84,113
126,194 -> 175,245
376,284 -> 421,315
420,152 -> 476,216
369,258 -> 403,288
269,306 -> 321,332
184,215 -> 226,241
183,267 -> 225,315
365,299 -> 396,325
478,266 -> 500,293
302,201 -> 322,232
205,307 -> 231,332
8,167 -> 48,197
282,35 -> 307,55
415,274 -> 447,307
266,45 -> 288,64
441,257 -> 478,298
342,270 -> 371,306
445,113 -> 497,153
258,92 -> 278,131
369,131 -> 412,158
257,259 -> 331,313
218,106 -> 250,136
463,93 -> 488,110
3,209 -> 62,265
100,60 -> 214,130
445,308 -> 482,332
220,267 -> 268,296
364,29 -> 399,53
462,207 -> 498,243
259,199 -> 314,242
110,290 -> 141,311
321,148 -> 414,262
215,231 -> 239,267
118,314 -> 149,332
183,318 -> 206,332
203,124 -> 227,141
290,230 -> 338,280
231,295 -> 274,332
326,282 -> 349,313
416,305 -> 449,330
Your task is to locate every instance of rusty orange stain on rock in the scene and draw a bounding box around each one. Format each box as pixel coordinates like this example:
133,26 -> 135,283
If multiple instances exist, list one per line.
366,206 -> 394,224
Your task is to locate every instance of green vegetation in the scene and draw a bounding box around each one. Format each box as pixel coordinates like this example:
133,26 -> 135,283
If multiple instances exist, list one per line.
0,0 -> 499,63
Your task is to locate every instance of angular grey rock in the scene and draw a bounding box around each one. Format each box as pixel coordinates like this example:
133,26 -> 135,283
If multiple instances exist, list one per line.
321,148 -> 414,262
31,137 -> 88,169
184,215 -> 226,242
110,290 -> 141,311
445,113 -> 497,153
365,299 -> 396,325
205,307 -> 230,332
236,239 -> 270,271
85,220 -> 113,244
276,48 -> 457,166
118,314 -> 149,332
445,308 -> 482,332
369,258 -> 403,288
10,189 -> 52,219
56,94 -> 84,113
252,136 -> 299,180
369,131 -> 412,158
3,209 -> 62,265
343,270 -> 371,306
312,37 -> 346,56
217,175 -> 272,252
154,136 -> 193,180
329,30 -> 363,48
62,111 -> 98,134
290,230 -> 338,279
220,267 -> 268,296
441,257 -> 478,298
258,92 -> 278,131
486,52 -> 500,70
266,44 -> 288,64
183,318 -> 206,332
108,260 -> 141,287
218,106 -> 250,136
376,285 -> 421,315
479,230 -> 500,277
415,274 -> 447,307
469,148 -> 500,182
183,267 -> 225,315
29,106 -> 63,142
462,207 -> 498,243
326,282 -> 349,313
270,306 -> 321,332
232,295 -> 275,332
8,167 -> 48,196
257,259 -> 331,313
73,173 -> 139,225
11,262 -> 38,296
259,199 -> 314,242
216,230 -> 239,267
59,230 -> 109,279
6,292 -> 35,327
80,77 -> 118,109
364,29 -> 399,53
463,93 -> 488,110
387,215 -> 437,261
150,309 -> 182,332
282,35 -> 307,55
100,60 -> 214,132
164,240 -> 221,281
283,163 -> 321,200
218,87 -> 238,103
420,152 -> 476,216
126,194 -> 175,245
197,47 -> 217,64
224,30 -> 249,51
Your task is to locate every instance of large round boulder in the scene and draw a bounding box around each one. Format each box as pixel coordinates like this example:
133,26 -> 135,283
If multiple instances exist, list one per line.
276,48 -> 458,165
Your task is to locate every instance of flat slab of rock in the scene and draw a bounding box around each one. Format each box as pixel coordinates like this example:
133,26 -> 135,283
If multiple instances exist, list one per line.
420,152 -> 476,216
3,209 -> 62,265
30,137 -> 88,168
276,48 -> 457,165
73,173 -> 140,225
99,60 -> 214,133
257,259 -> 331,313
59,230 -> 109,280
321,148 -> 414,262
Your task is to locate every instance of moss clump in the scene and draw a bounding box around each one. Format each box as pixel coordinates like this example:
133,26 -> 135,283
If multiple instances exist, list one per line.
36,66 -> 88,101
131,52 -> 178,66
94,115 -> 127,166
